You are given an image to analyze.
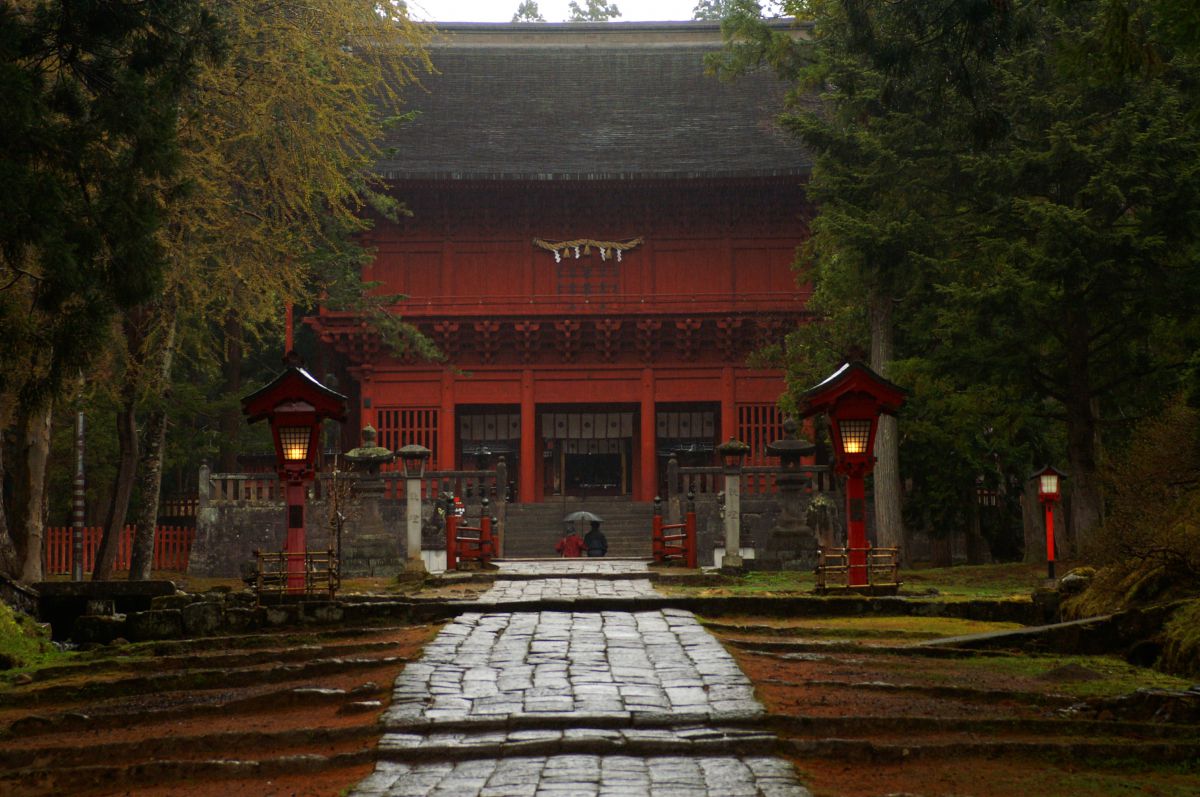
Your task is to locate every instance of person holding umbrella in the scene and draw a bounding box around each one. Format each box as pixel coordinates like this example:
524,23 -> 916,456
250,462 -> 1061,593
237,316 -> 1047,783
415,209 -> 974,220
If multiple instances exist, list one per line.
584,520 -> 608,557
555,522 -> 585,557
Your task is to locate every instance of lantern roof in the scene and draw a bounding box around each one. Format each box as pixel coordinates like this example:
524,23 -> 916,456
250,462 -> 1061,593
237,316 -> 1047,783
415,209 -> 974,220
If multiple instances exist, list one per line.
241,366 -> 348,425
1029,464 -> 1068,481
798,361 -> 907,419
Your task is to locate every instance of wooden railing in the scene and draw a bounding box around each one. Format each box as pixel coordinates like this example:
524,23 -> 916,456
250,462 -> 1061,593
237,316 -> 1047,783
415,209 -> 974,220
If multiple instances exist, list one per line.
446,512 -> 495,571
815,546 -> 901,591
675,465 -> 832,497
652,497 -> 697,568
206,469 -> 501,504
251,549 -> 339,603
44,526 -> 194,574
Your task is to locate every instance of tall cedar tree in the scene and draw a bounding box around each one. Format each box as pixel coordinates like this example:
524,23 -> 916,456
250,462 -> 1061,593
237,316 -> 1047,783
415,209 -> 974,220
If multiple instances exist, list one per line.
106,0 -> 433,579
0,0 -> 218,581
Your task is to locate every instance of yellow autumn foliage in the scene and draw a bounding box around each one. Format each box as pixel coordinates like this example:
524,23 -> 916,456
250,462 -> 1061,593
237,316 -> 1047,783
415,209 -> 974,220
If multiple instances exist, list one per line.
164,0 -> 432,335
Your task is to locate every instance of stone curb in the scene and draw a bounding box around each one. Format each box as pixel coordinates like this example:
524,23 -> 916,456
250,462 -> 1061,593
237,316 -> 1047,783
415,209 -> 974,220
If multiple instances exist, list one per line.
0,655 -> 406,709
780,737 -> 1200,764
374,727 -> 781,762
0,751 -> 377,795
1,682 -> 389,739
0,725 -> 381,771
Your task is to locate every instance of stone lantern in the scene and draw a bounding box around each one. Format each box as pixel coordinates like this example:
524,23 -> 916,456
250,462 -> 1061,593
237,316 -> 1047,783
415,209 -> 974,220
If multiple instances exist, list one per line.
763,418 -> 818,570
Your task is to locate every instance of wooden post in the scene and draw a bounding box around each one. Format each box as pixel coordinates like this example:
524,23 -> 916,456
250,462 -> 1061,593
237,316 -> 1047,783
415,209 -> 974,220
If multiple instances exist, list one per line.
446,513 -> 458,572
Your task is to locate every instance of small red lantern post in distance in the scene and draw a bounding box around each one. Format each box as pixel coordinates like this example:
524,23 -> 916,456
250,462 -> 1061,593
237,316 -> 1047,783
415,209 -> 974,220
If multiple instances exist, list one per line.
1031,465 -> 1066,580
799,361 -> 907,587
242,361 -> 347,593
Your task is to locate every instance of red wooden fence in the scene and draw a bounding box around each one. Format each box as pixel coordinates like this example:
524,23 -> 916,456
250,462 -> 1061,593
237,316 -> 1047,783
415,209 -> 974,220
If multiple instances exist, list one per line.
44,526 -> 195,575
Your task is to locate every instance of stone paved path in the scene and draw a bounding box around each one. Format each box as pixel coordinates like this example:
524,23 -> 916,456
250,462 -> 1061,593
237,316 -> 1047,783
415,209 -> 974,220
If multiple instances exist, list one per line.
495,559 -> 653,576
352,563 -> 810,796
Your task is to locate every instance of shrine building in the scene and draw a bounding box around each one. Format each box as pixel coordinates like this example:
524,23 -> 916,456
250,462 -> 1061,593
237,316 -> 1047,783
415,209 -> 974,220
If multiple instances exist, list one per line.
309,20 -> 813,504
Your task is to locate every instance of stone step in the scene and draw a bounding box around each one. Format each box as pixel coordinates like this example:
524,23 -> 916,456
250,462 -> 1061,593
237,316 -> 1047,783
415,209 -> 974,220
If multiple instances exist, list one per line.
503,500 -> 656,558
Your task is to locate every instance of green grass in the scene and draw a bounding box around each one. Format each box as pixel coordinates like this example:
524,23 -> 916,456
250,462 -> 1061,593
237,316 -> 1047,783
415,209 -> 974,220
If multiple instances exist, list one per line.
901,561 -> 1054,599
0,601 -> 73,678
706,614 -> 1025,639
876,650 -> 1197,699
663,561 -> 1052,601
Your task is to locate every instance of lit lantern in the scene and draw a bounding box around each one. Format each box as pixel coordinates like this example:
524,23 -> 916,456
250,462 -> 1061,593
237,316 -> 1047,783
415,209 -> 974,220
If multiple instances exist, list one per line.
242,364 -> 347,591
1030,465 -> 1067,579
800,361 -> 907,587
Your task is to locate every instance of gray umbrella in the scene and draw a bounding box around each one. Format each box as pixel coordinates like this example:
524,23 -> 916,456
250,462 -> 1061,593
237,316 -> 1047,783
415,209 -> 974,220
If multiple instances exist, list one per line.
563,511 -> 603,523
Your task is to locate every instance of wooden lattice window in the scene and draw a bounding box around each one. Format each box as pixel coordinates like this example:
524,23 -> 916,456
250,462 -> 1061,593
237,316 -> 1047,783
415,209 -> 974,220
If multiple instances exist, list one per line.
737,403 -> 784,466
377,408 -> 440,469
556,258 -> 618,297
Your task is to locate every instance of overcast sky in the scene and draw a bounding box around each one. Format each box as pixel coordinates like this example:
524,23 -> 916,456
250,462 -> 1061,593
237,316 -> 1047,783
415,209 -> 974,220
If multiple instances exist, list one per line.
407,0 -> 701,23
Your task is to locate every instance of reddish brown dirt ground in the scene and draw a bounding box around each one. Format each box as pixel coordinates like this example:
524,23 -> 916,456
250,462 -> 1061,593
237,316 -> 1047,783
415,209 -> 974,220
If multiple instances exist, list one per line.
731,646 -> 1200,797
0,624 -> 439,797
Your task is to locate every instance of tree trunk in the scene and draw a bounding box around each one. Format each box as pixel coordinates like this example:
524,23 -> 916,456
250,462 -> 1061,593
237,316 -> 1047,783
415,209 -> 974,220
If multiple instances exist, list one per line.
93,389 -> 138,580
1021,478 -> 1043,563
0,441 -> 19,579
869,294 -> 904,556
218,312 -> 243,473
13,401 -> 52,582
1062,311 -> 1103,554
966,504 -> 992,565
930,534 -> 953,568
130,312 -> 177,580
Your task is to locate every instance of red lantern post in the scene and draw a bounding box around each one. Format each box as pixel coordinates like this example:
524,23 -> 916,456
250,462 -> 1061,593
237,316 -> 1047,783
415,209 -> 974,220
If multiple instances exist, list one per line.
1031,465 -> 1066,580
800,362 -> 907,587
242,364 -> 347,592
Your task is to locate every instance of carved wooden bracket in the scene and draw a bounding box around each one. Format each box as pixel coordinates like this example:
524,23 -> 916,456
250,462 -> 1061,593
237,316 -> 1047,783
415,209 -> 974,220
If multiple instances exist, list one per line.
514,320 -> 541,364
594,319 -> 622,363
554,319 -> 581,363
433,321 -> 461,360
715,317 -> 744,361
755,317 -> 786,351
474,320 -> 502,364
674,317 -> 702,361
635,319 -> 662,363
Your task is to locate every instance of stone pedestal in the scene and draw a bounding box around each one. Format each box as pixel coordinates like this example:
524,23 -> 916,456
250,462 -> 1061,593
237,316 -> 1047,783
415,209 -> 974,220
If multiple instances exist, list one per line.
757,471 -> 819,571
341,474 -> 404,577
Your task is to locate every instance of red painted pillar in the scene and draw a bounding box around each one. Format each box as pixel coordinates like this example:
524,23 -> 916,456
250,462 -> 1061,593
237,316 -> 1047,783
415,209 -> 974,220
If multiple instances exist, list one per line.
439,368 -> 455,471
721,366 -> 737,444
846,473 -> 868,587
285,480 -> 307,592
639,368 -> 656,501
1044,501 -> 1056,579
520,369 -> 536,503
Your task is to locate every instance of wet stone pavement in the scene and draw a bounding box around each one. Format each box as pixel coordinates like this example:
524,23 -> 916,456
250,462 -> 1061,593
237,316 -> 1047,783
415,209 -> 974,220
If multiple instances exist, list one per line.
352,562 -> 810,796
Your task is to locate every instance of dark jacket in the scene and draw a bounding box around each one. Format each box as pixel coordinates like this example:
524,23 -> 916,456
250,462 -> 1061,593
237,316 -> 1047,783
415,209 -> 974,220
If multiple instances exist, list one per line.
584,529 -> 608,557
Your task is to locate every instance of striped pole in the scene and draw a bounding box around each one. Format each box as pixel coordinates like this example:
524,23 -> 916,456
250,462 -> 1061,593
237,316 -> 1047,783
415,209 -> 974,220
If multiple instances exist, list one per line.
71,412 -> 85,581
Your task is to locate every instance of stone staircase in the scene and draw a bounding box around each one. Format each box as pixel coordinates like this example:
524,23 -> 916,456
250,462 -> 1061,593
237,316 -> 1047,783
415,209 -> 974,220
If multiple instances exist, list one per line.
501,498 -> 655,559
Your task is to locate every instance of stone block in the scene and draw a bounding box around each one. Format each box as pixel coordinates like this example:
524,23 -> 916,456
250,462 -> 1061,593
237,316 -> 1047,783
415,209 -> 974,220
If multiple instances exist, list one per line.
264,605 -> 298,626
224,607 -> 259,633
304,602 -> 344,623
182,601 -> 225,636
71,615 -> 127,645
125,609 -> 184,641
151,594 -> 194,611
